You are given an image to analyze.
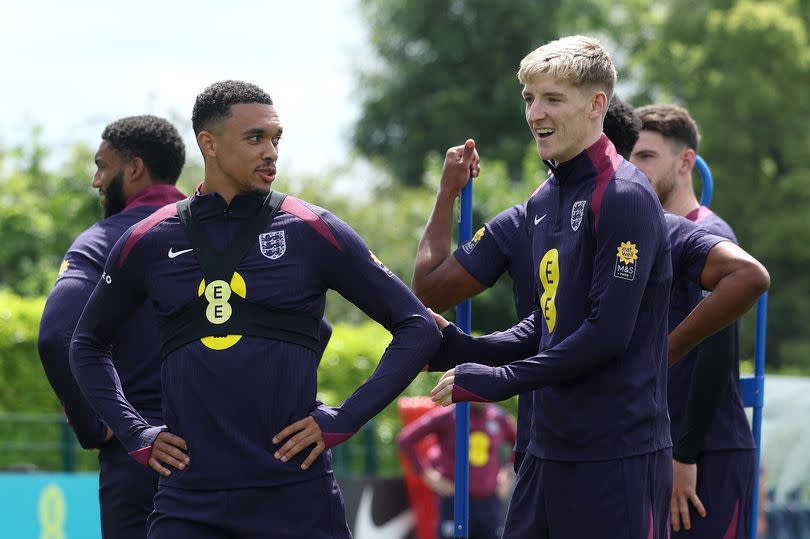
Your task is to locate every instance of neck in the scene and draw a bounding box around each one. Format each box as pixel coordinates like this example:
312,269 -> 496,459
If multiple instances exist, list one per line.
201,165 -> 238,204
663,178 -> 701,217
557,128 -> 603,165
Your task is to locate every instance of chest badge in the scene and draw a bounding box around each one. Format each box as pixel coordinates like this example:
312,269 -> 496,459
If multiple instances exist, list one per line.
571,200 -> 587,231
259,231 -> 286,260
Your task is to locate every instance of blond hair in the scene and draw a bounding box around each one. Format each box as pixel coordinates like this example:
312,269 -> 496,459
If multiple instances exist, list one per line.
518,35 -> 617,99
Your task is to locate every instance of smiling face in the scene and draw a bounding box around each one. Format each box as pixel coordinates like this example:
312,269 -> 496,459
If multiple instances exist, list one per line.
522,74 -> 604,164
199,103 -> 282,198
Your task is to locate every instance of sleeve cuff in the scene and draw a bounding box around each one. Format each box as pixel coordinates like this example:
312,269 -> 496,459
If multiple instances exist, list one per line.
452,363 -> 496,402
428,323 -> 468,372
310,405 -> 354,449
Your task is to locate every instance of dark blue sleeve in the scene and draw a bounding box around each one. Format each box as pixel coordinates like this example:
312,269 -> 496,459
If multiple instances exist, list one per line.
427,313 -> 541,372
309,214 -> 442,448
451,182 -> 667,403
69,228 -> 163,464
453,205 -> 523,288
38,256 -> 109,449
669,215 -> 727,288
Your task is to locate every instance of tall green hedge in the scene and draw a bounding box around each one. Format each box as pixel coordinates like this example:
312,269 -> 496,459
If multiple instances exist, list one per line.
0,291 -> 516,473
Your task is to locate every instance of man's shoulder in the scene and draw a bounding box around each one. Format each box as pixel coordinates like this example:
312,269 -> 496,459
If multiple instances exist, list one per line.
490,202 -> 527,224
114,203 -> 183,267
277,195 -> 350,252
67,212 -> 141,263
695,208 -> 737,243
486,202 -> 528,239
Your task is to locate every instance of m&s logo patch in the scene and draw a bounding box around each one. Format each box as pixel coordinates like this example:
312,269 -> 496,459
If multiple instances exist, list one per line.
614,241 -> 638,281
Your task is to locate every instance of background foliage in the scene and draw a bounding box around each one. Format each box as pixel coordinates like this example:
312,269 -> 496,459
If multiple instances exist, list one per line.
1,0 -> 807,470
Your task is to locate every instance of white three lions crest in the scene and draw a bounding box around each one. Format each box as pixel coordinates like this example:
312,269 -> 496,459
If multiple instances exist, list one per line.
571,200 -> 587,231
259,231 -> 286,260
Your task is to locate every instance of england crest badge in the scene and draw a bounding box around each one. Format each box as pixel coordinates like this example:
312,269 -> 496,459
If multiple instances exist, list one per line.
571,200 -> 587,231
259,231 -> 286,260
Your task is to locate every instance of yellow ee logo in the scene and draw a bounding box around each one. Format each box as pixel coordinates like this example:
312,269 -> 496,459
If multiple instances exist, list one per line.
469,431 -> 491,468
539,249 -> 559,333
197,272 -> 246,350
38,484 -> 66,539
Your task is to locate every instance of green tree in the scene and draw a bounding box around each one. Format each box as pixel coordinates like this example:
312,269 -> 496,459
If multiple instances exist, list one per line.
353,0 -> 565,185
0,131 -> 100,296
623,0 -> 810,369
286,153 -> 543,333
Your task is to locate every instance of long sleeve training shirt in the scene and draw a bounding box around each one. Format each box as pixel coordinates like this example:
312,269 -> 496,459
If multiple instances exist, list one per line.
70,190 -> 441,489
433,135 -> 673,461
38,184 -> 185,449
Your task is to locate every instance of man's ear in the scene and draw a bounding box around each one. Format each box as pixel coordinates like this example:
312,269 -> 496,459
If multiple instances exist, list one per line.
197,130 -> 217,159
591,91 -> 608,120
680,148 -> 696,175
125,156 -> 146,183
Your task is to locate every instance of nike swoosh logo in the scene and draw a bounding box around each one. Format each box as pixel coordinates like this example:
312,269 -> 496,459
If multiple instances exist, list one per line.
534,214 -> 547,225
354,486 -> 414,539
167,248 -> 193,259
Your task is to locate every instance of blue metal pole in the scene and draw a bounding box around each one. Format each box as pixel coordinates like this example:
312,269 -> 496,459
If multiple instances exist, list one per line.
454,179 -> 473,538
749,292 -> 768,539
695,155 -> 713,207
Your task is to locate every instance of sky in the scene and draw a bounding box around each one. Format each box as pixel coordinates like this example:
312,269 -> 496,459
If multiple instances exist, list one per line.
0,0 -> 368,177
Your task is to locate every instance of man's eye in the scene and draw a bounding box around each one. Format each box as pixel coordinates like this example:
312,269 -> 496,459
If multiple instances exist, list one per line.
272,136 -> 282,146
248,135 -> 261,143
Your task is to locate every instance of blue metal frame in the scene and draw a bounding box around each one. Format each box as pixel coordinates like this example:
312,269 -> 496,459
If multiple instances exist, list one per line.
695,155 -> 714,207
454,180 -> 473,538
739,293 -> 767,539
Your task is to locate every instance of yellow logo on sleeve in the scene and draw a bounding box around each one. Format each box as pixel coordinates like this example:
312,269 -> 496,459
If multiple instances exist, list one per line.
462,227 -> 486,254
369,250 -> 394,277
538,249 -> 559,333
57,259 -> 70,277
614,241 -> 639,281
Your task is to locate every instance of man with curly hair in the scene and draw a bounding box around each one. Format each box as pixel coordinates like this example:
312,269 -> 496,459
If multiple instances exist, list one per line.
38,115 -> 187,538
70,80 -> 441,538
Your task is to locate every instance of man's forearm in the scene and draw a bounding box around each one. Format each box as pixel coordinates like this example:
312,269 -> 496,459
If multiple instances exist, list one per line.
412,189 -> 457,302
669,266 -> 768,366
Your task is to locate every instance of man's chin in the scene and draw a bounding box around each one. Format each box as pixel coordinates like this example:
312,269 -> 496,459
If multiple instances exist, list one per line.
243,183 -> 273,197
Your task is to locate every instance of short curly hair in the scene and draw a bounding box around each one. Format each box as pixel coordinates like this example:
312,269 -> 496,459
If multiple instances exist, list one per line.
604,95 -> 641,159
636,104 -> 700,153
101,115 -> 185,184
192,80 -> 274,135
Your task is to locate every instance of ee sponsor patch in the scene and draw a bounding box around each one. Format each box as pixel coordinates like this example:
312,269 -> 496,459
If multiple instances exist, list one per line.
614,241 -> 639,281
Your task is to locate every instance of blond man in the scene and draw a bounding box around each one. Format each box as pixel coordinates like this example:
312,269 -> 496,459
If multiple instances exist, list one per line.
429,36 -> 673,538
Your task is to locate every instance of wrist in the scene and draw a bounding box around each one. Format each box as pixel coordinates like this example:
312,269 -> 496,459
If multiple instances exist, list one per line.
436,187 -> 459,205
